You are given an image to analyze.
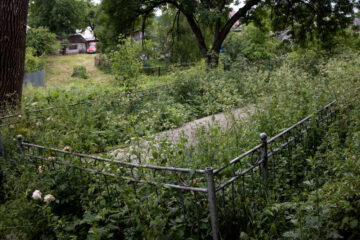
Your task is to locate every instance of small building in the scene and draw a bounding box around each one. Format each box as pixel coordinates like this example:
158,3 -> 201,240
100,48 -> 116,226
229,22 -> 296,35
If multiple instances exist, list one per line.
129,30 -> 145,42
56,34 -> 87,55
66,34 -> 87,54
353,18 -> 360,31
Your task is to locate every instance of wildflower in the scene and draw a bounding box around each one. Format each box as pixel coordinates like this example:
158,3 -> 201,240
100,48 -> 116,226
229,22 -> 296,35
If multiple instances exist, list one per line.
44,194 -> 55,204
48,156 -> 55,161
36,121 -> 42,127
63,146 -> 71,152
9,124 -> 15,129
32,190 -> 42,200
46,116 -> 53,121
18,114 -> 22,118
193,178 -> 200,184
38,166 -> 44,174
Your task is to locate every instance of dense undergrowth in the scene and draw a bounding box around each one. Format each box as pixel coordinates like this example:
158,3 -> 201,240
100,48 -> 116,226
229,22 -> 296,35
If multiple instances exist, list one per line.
3,49 -> 359,154
0,49 -> 359,239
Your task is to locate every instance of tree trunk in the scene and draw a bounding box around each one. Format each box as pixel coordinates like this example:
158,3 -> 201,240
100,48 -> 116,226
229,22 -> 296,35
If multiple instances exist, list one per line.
0,0 -> 29,109
206,50 -> 220,68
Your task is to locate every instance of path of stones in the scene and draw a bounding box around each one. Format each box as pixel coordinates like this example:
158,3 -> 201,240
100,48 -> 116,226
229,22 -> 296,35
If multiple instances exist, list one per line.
110,104 -> 256,163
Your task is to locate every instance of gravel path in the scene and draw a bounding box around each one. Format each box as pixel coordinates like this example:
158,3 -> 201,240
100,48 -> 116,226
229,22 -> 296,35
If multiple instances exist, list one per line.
110,104 -> 255,161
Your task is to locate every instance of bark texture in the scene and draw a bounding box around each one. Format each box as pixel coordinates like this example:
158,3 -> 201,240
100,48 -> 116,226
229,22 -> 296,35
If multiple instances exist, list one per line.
0,0 -> 29,108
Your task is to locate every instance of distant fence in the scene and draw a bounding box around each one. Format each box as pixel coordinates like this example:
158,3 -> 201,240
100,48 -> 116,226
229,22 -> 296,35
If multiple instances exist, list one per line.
1,97 -> 343,239
23,69 -> 45,87
94,54 -> 193,76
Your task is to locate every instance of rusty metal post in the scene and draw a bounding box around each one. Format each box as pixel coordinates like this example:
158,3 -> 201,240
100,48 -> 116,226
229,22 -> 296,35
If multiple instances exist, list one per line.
25,107 -> 30,120
260,133 -> 268,190
0,131 -> 4,187
205,167 -> 219,240
0,131 -> 5,161
16,135 -> 25,161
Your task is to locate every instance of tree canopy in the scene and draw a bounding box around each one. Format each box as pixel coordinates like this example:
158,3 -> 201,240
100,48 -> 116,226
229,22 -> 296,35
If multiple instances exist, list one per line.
28,0 -> 88,36
100,0 -> 359,66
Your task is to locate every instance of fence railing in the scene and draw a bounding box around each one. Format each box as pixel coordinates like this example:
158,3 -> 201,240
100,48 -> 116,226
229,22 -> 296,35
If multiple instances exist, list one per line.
2,96 -> 344,239
0,82 -> 177,128
94,54 -> 193,77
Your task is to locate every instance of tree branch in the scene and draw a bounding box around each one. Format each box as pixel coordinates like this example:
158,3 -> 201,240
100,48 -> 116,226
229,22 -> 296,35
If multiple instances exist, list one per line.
136,0 -> 209,58
217,0 -> 261,45
167,0 -> 208,57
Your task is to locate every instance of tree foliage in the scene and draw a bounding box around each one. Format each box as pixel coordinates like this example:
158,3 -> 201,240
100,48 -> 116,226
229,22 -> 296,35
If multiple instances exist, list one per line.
85,0 -> 100,36
110,39 -> 144,90
98,0 -> 359,66
28,0 -> 88,36
24,47 -> 46,74
26,27 -> 59,56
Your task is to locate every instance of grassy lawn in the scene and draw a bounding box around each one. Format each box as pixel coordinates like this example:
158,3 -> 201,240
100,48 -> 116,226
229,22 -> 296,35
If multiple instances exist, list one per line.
44,54 -> 115,88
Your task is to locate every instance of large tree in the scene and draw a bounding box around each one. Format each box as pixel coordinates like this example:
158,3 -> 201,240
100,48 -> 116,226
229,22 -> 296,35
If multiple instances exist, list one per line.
0,0 -> 29,108
101,0 -> 358,67
28,0 -> 88,36
85,0 -> 100,38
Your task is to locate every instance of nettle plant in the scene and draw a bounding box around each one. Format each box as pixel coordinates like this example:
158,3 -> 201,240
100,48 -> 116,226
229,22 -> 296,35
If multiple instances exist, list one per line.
110,38 -> 142,91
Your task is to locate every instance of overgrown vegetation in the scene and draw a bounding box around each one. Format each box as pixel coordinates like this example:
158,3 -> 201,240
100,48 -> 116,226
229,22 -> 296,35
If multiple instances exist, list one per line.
72,66 -> 89,79
1,0 -> 359,238
24,47 -> 46,74
0,49 -> 359,239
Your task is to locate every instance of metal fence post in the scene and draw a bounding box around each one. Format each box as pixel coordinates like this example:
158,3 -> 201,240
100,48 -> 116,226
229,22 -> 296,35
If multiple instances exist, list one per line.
25,107 -> 30,120
0,131 -> 4,187
260,133 -> 268,190
205,167 -> 219,240
158,66 -> 161,77
16,135 -> 25,161
0,132 -> 5,161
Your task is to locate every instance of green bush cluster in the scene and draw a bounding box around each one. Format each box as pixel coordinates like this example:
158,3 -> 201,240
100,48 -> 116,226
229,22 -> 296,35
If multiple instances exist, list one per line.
26,27 -> 59,56
25,47 -> 46,74
71,66 -> 89,79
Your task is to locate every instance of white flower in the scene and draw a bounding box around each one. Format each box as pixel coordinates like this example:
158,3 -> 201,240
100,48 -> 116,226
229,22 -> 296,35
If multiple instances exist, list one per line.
44,194 -> 55,204
18,114 -> 22,118
46,116 -> 53,121
32,190 -> 42,200
9,124 -> 15,129
38,166 -> 44,173
36,121 -> 42,127
63,146 -> 71,152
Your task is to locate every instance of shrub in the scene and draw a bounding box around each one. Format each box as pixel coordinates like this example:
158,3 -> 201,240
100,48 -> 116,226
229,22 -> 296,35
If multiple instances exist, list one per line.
24,47 -> 46,73
110,38 -> 142,90
223,23 -> 280,62
26,27 -> 59,56
71,65 -> 88,79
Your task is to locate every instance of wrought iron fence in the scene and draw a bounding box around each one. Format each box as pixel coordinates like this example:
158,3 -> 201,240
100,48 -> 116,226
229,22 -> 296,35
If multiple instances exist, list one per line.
1,96 -> 344,239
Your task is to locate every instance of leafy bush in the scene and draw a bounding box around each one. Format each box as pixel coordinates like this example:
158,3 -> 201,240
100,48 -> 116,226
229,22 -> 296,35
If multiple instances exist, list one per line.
223,23 -> 280,62
26,27 -> 59,56
71,65 -> 89,79
24,47 -> 46,73
110,38 -> 142,90
110,38 -> 159,90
